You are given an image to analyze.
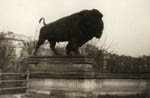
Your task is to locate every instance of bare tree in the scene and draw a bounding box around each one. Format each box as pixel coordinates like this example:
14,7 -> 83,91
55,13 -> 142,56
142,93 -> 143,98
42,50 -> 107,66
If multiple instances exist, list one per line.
0,32 -> 16,72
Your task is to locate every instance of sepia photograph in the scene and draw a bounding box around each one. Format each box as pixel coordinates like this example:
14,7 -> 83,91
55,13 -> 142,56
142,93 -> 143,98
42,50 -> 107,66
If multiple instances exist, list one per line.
0,0 -> 150,98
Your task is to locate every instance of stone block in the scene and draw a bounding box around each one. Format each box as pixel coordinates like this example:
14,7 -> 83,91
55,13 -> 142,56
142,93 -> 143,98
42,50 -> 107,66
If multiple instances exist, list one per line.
27,56 -> 96,78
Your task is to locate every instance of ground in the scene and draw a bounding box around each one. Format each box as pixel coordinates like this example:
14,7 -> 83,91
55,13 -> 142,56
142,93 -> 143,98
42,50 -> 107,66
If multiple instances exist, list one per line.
0,93 -> 149,98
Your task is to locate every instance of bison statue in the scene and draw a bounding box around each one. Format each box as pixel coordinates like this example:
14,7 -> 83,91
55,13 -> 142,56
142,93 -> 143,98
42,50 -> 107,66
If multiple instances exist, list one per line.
34,9 -> 104,56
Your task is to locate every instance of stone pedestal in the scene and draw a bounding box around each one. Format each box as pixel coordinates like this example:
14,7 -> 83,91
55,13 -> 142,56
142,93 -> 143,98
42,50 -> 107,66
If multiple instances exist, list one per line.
27,56 -> 96,79
28,56 -> 97,97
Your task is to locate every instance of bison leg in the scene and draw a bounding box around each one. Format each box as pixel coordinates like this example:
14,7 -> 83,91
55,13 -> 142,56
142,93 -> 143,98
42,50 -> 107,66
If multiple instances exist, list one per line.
34,38 -> 45,56
74,48 -> 80,55
66,43 -> 72,55
48,40 -> 60,55
66,41 -> 79,56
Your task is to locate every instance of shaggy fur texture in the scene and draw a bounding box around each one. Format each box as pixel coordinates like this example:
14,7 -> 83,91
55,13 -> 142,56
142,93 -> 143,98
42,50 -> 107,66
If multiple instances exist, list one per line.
34,9 -> 104,56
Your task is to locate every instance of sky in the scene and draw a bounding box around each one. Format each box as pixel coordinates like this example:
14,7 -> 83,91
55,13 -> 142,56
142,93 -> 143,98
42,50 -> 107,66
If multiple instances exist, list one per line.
0,0 -> 150,57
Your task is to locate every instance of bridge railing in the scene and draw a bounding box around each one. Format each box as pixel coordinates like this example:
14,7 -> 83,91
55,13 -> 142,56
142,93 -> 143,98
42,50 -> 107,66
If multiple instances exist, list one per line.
0,70 -> 30,95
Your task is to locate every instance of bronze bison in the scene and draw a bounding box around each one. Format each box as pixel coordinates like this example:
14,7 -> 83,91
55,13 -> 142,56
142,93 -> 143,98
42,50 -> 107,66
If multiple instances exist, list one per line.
34,9 -> 104,56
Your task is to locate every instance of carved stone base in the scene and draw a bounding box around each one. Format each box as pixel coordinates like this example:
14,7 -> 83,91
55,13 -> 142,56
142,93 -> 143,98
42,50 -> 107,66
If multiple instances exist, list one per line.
27,56 -> 97,97
27,56 -> 96,78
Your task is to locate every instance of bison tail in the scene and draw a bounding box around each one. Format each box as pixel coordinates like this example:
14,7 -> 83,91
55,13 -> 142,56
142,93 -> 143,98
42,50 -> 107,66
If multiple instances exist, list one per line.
39,17 -> 47,26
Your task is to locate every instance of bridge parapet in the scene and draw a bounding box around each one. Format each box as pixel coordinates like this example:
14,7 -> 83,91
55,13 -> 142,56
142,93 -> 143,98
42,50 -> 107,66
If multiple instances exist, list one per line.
27,56 -> 150,97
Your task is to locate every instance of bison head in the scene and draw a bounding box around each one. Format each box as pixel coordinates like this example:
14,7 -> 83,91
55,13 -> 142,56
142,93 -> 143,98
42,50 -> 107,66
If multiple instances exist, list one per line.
80,9 -> 104,38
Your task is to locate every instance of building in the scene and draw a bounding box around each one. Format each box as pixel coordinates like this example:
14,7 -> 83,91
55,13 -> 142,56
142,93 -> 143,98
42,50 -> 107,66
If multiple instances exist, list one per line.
0,32 -> 32,58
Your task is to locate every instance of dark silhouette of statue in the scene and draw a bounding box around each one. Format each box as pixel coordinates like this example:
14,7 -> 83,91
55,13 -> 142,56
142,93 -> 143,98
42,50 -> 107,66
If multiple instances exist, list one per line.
34,9 -> 104,56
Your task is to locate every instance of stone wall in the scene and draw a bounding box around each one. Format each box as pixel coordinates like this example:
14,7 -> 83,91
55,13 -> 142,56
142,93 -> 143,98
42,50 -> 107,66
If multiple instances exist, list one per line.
27,56 -> 150,97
